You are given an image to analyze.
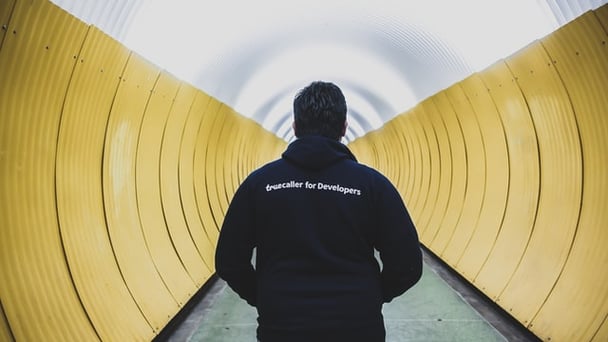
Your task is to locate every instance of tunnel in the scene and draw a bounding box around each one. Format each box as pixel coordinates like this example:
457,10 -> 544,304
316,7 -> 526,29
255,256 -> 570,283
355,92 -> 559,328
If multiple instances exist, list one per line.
0,0 -> 607,341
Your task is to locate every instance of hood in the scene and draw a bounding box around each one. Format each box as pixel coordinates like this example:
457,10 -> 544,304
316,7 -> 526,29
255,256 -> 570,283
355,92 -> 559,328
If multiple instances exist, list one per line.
282,135 -> 357,171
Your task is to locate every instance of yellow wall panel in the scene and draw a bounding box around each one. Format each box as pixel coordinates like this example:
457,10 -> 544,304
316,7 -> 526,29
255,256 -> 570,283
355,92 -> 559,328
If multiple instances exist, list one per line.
213,105 -> 235,218
240,120 -> 260,179
234,118 -> 250,191
378,120 -> 403,199
372,130 -> 391,180
371,130 -> 390,178
386,127 -> 403,184
231,119 -> 250,179
205,105 -> 231,229
192,96 -> 222,248
406,112 -> 430,221
418,98 -> 452,248
216,112 -> 287,206
225,115 -> 242,196
592,319 -> 608,342
1,1 -> 286,340
399,117 -> 416,199
374,130 -> 388,178
441,84 -> 486,269
596,4 -> 608,30
379,130 -> 395,181
236,122 -> 252,177
353,6 -> 608,341
383,116 -> 411,209
391,116 -> 415,199
136,71 -> 197,306
102,52 -> 179,332
349,132 -> 374,170
427,91 -> 467,253
375,129 -> 389,176
348,131 -> 373,169
160,83 -> 212,284
455,74 -> 509,283
0,300 -> 14,342
0,1 -> 98,340
498,40 -> 583,328
474,61 -> 540,302
412,102 -> 442,240
225,114 -> 241,204
251,121 -> 286,170
526,10 -> 608,341
192,97 -> 220,242
183,93 -> 217,271
389,122 -> 412,195
55,26 -> 153,341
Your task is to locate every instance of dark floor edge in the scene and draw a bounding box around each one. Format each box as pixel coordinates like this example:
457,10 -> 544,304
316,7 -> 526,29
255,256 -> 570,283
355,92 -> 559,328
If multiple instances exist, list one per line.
153,274 -> 223,342
421,246 -> 541,342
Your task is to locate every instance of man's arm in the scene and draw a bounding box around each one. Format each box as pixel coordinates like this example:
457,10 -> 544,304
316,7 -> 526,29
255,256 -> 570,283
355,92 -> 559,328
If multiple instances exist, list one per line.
374,176 -> 423,303
215,181 -> 257,306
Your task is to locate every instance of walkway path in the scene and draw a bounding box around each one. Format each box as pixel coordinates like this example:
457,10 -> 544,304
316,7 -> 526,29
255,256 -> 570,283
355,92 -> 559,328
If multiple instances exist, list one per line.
160,250 -> 538,342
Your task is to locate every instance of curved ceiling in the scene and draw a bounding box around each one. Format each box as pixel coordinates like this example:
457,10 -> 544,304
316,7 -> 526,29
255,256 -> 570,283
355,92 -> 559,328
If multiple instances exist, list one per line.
51,0 -> 607,142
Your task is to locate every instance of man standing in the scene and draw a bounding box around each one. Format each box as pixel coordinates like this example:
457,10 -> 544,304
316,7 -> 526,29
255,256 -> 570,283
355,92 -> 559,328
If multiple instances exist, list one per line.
215,81 -> 422,342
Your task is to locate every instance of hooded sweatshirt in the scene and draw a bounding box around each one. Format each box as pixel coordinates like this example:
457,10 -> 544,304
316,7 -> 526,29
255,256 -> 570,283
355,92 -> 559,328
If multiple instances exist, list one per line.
215,135 -> 422,342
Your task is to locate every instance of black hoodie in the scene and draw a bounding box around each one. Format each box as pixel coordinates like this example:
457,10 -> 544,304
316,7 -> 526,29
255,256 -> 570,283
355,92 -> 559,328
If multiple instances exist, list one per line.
215,135 -> 422,342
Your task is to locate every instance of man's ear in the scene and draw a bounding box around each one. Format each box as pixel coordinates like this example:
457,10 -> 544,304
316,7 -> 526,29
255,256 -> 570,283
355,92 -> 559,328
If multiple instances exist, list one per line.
341,121 -> 348,137
292,121 -> 298,136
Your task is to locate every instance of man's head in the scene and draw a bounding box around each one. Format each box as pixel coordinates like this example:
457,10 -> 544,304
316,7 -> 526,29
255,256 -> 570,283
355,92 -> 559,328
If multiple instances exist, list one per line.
293,81 -> 347,140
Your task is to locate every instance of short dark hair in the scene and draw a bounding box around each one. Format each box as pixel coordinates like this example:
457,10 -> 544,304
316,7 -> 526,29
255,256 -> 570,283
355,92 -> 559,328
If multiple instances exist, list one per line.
293,81 -> 347,140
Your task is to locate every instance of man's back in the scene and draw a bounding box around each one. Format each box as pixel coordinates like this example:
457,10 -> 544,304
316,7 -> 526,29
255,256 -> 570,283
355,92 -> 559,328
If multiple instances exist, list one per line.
215,81 -> 422,342
216,135 -> 422,341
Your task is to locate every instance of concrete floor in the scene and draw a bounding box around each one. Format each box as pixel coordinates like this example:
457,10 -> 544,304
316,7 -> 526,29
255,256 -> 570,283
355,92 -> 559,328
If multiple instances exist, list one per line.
157,249 -> 540,342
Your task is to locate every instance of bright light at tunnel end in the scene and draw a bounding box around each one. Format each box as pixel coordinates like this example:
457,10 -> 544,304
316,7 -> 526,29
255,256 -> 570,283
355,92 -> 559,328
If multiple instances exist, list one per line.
235,42 -> 418,141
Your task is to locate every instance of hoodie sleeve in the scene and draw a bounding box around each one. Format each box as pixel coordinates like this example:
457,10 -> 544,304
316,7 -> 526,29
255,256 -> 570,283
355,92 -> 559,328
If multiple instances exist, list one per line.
373,175 -> 423,303
215,180 -> 257,306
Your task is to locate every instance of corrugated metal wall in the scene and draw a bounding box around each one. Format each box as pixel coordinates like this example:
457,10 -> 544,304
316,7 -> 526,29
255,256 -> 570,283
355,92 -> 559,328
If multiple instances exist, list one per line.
351,5 -> 608,341
0,1 -> 285,341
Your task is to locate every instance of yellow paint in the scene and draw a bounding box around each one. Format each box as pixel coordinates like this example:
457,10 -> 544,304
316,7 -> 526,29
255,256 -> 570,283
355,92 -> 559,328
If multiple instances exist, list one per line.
56,26 -> 153,340
0,0 -> 99,340
352,5 -> 608,341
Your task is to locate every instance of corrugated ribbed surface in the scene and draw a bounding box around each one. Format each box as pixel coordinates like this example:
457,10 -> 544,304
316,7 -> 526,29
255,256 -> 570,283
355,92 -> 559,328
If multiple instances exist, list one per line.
0,1 -> 286,340
55,26 -> 153,341
350,5 -> 608,341
0,0 -> 98,340
525,9 -> 608,341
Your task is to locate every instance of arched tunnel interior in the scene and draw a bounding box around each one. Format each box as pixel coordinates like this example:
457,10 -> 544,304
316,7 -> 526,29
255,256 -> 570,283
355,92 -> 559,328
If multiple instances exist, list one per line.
0,1 -> 607,341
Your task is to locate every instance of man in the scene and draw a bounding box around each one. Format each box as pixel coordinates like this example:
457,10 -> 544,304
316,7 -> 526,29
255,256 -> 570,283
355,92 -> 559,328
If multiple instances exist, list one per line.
215,81 -> 422,342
